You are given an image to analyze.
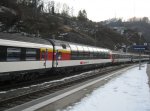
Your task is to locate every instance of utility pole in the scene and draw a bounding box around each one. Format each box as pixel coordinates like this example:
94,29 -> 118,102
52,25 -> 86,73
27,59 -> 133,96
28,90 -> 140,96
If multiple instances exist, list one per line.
138,32 -> 142,70
95,25 -> 98,46
95,32 -> 96,46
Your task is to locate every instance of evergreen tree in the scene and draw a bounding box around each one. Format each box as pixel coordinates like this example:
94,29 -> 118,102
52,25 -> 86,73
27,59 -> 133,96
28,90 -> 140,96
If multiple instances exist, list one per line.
77,9 -> 87,21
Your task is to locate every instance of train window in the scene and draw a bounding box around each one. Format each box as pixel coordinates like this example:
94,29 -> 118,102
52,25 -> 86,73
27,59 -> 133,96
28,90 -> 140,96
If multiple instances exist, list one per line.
88,47 -> 93,52
105,53 -> 109,59
92,48 -> 97,58
86,47 -> 91,59
83,46 -> 90,59
102,52 -> 105,59
99,51 -> 104,59
96,48 -> 100,59
70,44 -> 78,60
88,47 -> 94,58
98,49 -> 103,59
70,44 -> 78,51
103,50 -> 108,59
77,45 -> 84,52
93,48 -> 97,52
83,46 -> 89,52
0,46 -> 7,61
105,50 -> 109,59
96,48 -> 99,57
103,51 -> 108,59
26,49 -> 37,61
95,48 -> 99,58
61,44 -> 66,49
36,49 -> 40,60
7,47 -> 21,61
77,45 -> 84,59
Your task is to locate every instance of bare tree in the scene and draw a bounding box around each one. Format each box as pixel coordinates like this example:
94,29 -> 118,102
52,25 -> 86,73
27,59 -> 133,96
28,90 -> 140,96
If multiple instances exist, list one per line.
46,1 -> 55,14
55,2 -> 61,13
78,9 -> 87,21
61,3 -> 70,17
70,6 -> 74,17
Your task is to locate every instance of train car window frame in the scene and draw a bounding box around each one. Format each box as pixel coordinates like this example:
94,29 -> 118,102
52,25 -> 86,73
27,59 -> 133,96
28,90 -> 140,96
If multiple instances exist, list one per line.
77,45 -> 84,59
7,47 -> 21,61
83,46 -> 90,59
97,48 -> 101,59
88,47 -> 94,58
0,46 -> 7,61
70,44 -> 78,60
26,48 -> 37,61
86,47 -> 91,59
36,49 -> 40,60
61,44 -> 67,49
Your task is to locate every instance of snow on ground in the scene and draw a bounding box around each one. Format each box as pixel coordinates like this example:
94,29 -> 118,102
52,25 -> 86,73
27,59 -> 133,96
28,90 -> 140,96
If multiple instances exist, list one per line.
62,64 -> 150,111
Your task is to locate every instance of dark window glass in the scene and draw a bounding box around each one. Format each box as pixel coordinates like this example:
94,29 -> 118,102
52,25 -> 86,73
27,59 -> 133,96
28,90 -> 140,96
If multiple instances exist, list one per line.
36,49 -> 40,60
0,46 -> 7,61
26,49 -> 37,61
7,48 -> 21,61
106,53 -> 110,59
62,44 -> 66,49
70,44 -> 79,60
71,51 -> 78,60
77,45 -> 84,59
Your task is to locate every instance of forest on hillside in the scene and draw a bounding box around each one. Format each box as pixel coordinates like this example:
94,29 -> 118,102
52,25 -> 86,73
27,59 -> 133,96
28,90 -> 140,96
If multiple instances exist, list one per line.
0,0 -> 148,51
103,17 -> 150,42
0,0 -> 88,34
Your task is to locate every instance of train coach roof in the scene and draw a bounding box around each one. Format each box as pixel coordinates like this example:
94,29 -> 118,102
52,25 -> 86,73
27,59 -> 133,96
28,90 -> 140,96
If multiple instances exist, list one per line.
49,39 -> 111,52
111,51 -> 134,55
48,39 -> 69,44
0,33 -> 51,45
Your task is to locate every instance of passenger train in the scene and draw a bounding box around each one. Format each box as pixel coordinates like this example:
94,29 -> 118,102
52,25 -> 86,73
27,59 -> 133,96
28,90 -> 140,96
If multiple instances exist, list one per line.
0,33 -> 149,81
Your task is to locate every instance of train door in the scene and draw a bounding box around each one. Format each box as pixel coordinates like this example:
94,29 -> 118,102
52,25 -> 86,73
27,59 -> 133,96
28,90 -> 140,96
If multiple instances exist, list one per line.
54,50 -> 62,67
40,48 -> 48,68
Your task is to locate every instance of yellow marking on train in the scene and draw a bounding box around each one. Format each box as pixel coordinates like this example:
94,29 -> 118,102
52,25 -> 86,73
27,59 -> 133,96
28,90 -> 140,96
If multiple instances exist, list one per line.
40,48 -> 53,52
54,49 -> 71,54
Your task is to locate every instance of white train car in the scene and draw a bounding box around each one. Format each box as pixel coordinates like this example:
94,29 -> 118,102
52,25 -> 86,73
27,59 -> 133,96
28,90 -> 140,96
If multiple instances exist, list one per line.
112,51 -> 132,63
49,39 -> 112,68
0,33 -> 53,81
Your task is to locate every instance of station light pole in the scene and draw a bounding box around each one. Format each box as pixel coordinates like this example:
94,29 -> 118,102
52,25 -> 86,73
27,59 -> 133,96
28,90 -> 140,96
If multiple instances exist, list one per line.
138,32 -> 142,70
95,25 -> 98,46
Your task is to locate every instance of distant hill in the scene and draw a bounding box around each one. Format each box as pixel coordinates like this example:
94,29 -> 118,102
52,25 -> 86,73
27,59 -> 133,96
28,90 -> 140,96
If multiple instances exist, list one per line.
125,22 -> 150,42
102,18 -> 150,42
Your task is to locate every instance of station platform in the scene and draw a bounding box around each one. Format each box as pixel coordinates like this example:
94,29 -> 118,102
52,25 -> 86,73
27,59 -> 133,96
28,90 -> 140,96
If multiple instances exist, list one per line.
6,65 -> 142,111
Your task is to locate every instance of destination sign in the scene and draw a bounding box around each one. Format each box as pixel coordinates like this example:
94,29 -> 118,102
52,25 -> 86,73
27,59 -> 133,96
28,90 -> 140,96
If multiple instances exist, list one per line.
132,45 -> 147,50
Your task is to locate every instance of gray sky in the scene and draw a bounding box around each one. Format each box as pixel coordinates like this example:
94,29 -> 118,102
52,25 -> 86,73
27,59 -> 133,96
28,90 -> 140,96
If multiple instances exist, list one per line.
43,0 -> 150,22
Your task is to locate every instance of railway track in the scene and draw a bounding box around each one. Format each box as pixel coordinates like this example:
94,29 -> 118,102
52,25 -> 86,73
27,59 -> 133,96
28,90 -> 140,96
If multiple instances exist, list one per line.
0,64 -> 134,111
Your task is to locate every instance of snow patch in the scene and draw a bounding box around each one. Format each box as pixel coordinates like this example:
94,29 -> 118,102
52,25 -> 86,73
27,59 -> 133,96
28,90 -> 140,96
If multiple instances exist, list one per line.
63,64 -> 150,111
